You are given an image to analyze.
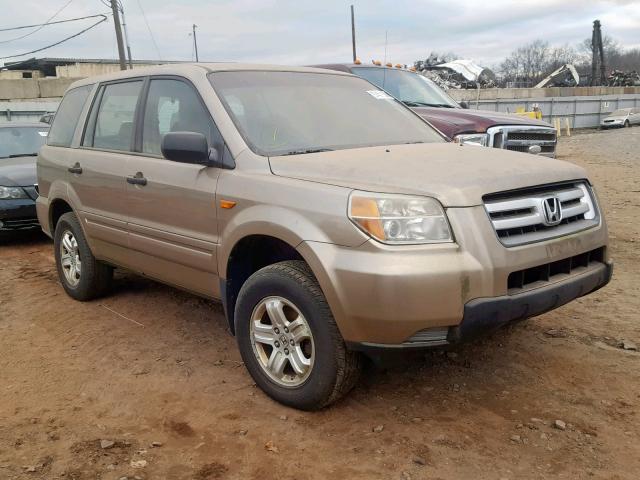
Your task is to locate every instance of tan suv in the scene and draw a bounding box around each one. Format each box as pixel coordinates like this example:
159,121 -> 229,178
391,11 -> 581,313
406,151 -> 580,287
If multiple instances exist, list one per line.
37,64 -> 612,410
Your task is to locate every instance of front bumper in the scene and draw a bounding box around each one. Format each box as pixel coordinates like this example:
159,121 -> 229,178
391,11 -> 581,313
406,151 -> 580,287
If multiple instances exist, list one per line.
298,205 -> 610,346
601,121 -> 623,128
450,260 -> 612,343
0,199 -> 39,231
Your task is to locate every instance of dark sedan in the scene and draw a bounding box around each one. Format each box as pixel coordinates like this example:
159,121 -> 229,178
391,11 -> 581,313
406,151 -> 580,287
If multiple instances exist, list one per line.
0,122 -> 49,233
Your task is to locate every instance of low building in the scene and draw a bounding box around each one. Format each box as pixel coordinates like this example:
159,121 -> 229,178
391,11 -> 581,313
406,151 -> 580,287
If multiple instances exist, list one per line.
1,57 -> 185,79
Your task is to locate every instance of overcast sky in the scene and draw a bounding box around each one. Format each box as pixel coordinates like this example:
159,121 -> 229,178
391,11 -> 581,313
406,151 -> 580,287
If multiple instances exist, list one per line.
0,0 -> 638,69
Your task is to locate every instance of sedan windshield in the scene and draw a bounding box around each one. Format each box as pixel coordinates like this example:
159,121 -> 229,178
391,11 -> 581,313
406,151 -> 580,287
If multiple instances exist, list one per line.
610,109 -> 630,116
0,126 -> 49,159
352,67 -> 460,109
209,71 -> 443,156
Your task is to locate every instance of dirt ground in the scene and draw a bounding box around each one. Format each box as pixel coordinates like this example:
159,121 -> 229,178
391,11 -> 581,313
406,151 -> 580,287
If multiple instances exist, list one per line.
1,127 -> 639,480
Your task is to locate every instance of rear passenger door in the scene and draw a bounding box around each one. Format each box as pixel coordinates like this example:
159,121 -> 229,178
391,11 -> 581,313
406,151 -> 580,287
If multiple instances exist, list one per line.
632,108 -> 640,125
74,79 -> 144,265
124,76 -> 222,297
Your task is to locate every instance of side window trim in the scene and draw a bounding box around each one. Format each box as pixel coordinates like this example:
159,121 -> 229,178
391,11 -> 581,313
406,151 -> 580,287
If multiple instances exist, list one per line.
81,84 -> 105,147
79,77 -> 146,153
133,77 -> 151,153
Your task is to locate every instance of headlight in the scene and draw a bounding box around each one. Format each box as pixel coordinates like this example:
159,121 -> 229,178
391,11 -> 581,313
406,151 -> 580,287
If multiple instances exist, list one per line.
0,186 -> 28,199
453,133 -> 489,147
348,192 -> 453,244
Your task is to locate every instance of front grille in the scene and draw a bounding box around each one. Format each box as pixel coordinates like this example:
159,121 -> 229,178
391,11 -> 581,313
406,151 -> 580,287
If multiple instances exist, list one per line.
484,181 -> 600,247
507,247 -> 605,293
0,218 -> 40,230
505,145 -> 555,154
487,126 -> 557,157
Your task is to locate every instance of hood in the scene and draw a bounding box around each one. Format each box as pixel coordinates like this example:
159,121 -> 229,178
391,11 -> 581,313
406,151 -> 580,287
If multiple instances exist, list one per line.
269,143 -> 587,207
412,106 -> 552,139
603,115 -> 628,121
0,156 -> 37,187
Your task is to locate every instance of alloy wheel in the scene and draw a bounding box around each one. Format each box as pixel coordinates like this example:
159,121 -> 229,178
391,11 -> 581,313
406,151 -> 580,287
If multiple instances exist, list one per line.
250,296 -> 315,387
60,230 -> 81,287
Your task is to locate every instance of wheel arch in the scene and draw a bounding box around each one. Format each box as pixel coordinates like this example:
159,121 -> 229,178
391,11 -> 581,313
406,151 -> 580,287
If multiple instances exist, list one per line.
222,233 -> 322,335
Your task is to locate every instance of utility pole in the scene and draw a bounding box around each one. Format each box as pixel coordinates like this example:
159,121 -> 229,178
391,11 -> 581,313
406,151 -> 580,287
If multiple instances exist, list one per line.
591,20 -> 606,86
192,24 -> 199,62
120,4 -> 134,69
350,5 -> 356,62
110,0 -> 127,70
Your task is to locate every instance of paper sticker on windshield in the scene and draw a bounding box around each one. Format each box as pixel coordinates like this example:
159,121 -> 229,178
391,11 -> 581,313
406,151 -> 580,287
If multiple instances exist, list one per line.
366,90 -> 393,100
38,131 -> 48,137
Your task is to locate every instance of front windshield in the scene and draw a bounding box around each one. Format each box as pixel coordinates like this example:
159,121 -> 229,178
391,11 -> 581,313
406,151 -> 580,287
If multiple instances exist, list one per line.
209,71 -> 443,156
611,109 -> 630,116
0,126 -> 49,159
353,67 -> 459,109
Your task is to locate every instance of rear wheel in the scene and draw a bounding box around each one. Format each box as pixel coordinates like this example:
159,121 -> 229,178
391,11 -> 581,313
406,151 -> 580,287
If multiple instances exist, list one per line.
235,260 -> 361,410
54,212 -> 113,301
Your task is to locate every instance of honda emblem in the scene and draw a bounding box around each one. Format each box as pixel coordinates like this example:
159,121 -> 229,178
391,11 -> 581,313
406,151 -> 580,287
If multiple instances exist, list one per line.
542,197 -> 562,226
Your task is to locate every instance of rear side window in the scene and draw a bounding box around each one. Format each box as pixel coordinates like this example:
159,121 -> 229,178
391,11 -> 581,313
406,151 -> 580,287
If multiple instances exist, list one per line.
141,78 -> 216,155
47,85 -> 92,147
85,80 -> 142,151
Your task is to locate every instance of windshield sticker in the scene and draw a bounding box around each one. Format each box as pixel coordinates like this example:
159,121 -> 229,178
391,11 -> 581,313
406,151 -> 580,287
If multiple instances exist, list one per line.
366,90 -> 393,100
38,131 -> 48,137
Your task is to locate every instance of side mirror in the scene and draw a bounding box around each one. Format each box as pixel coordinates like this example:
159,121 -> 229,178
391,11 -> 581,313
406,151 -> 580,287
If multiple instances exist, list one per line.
459,101 -> 470,109
161,131 -> 210,165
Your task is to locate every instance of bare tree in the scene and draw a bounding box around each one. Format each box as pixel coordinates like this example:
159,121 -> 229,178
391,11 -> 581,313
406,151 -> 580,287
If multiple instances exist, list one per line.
499,40 -> 550,86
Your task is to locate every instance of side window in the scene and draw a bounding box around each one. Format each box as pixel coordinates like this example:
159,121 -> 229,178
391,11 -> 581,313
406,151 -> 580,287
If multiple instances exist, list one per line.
88,80 -> 142,151
47,85 -> 92,147
142,79 -> 218,156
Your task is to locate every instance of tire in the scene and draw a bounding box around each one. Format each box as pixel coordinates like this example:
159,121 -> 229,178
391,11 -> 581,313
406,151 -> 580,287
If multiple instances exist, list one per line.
625,120 -> 630,128
235,260 -> 361,410
54,212 -> 113,301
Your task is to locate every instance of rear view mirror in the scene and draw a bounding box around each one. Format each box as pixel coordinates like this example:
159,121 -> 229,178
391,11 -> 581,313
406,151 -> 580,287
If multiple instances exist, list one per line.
161,131 -> 209,165
460,101 -> 470,109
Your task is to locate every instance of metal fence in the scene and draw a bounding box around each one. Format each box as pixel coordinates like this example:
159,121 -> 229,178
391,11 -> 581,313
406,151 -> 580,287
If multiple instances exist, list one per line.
0,101 -> 59,123
468,94 -> 640,128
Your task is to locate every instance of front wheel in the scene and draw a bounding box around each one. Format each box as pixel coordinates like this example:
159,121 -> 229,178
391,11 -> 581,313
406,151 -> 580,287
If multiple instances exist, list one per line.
625,120 -> 631,128
235,260 -> 361,410
54,212 -> 113,301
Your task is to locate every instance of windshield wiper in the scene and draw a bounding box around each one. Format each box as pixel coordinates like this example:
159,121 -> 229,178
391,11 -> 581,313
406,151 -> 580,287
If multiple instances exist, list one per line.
8,153 -> 38,158
281,148 -> 333,156
403,101 -> 455,108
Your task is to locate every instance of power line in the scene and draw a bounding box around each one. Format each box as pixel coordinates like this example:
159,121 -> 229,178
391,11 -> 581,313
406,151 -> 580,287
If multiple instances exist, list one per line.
0,13 -> 108,33
0,15 -> 108,60
0,0 -> 74,44
135,0 -> 161,60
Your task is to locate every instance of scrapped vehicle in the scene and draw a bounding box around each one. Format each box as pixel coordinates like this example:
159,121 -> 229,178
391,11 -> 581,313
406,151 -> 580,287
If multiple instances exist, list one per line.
0,122 -> 49,234
600,108 -> 640,128
314,63 -> 558,157
38,64 -> 611,410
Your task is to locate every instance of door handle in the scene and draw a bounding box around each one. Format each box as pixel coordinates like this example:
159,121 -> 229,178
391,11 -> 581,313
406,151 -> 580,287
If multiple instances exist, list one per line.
68,163 -> 83,174
126,172 -> 147,186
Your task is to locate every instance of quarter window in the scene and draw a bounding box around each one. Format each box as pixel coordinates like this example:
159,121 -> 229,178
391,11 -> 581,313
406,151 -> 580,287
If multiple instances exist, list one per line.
142,79 -> 216,156
47,85 -> 92,147
89,80 -> 142,151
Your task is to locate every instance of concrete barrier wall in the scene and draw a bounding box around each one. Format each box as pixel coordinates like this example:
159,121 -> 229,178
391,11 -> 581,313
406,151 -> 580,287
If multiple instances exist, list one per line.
2,79 -> 639,128
0,78 -> 79,100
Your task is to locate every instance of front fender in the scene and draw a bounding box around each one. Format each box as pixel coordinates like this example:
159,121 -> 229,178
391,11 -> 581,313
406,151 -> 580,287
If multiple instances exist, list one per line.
217,203 -> 367,276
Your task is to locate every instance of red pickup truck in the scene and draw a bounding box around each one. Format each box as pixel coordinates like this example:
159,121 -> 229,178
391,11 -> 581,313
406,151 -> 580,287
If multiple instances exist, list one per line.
314,63 -> 557,157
